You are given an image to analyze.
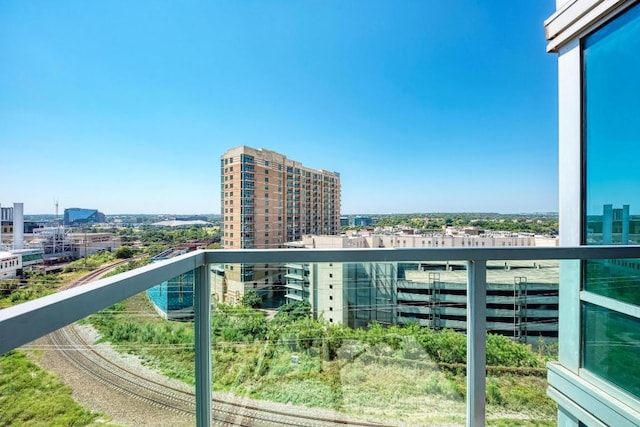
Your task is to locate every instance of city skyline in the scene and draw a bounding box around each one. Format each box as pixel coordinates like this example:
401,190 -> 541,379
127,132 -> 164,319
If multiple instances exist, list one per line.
1,1 -> 558,215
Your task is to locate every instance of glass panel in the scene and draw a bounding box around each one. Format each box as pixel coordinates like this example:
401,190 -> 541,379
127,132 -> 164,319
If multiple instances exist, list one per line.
208,259 -> 559,424
585,258 -> 640,305
211,261 -> 469,425
583,303 -> 640,398
1,252 -> 562,425
584,3 -> 640,304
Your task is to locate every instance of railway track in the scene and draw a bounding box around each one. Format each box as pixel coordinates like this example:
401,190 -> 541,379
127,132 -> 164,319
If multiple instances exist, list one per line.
48,326 -> 195,416
48,264 -> 390,426
50,324 -> 390,426
58,257 -> 143,291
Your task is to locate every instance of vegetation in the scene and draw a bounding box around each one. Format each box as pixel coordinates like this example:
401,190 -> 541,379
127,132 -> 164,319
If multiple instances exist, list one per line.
87,295 -> 556,425
0,351 -> 101,426
103,258 -> 150,278
275,300 -> 311,321
241,289 -> 262,308
0,251 -> 146,309
117,224 -> 219,246
114,245 -> 134,259
64,251 -> 115,273
0,272 -> 62,308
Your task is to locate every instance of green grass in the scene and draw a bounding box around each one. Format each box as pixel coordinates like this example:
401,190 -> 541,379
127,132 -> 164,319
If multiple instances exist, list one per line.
0,351 -> 103,427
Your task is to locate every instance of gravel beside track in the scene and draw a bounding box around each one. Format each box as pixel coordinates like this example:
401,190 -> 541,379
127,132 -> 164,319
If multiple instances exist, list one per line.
32,326 -> 193,427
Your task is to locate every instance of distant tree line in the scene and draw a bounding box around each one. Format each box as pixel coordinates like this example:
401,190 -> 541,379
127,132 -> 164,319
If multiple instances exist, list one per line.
116,224 -> 221,248
346,213 -> 558,236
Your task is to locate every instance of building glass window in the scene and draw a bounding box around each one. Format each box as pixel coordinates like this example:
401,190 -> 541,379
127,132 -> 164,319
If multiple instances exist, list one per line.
583,303 -> 640,397
582,3 -> 640,399
583,3 -> 640,305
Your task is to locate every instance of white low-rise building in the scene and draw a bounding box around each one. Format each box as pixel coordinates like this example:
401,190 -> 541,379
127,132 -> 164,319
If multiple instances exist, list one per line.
0,251 -> 22,279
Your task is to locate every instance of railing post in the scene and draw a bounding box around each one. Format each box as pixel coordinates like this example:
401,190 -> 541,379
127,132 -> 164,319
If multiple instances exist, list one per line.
195,265 -> 212,426
467,260 -> 486,427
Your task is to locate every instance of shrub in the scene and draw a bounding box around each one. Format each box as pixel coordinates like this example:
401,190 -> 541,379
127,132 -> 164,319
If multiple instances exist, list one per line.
114,245 -> 134,259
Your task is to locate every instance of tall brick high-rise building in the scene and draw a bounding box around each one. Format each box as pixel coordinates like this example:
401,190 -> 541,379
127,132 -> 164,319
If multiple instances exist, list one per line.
215,146 -> 341,304
220,146 -> 341,249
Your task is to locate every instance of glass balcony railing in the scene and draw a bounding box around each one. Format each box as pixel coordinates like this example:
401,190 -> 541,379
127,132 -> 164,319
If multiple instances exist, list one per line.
1,246 -> 640,427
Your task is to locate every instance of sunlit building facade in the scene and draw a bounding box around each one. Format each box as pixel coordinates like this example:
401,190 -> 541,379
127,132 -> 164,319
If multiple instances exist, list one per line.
546,1 -> 640,425
216,146 -> 341,304
220,146 -> 341,249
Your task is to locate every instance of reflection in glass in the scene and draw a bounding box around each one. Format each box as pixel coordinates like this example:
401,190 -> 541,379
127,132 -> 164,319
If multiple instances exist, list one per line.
584,3 -> 640,222
583,303 -> 640,398
585,258 -> 640,306
583,3 -> 640,305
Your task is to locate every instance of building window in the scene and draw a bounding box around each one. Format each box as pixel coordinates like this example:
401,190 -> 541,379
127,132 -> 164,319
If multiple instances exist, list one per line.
583,303 -> 640,397
582,3 -> 640,399
583,2 -> 640,305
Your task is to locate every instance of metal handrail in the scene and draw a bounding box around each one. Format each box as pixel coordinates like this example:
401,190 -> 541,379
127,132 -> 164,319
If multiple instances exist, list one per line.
1,245 -> 639,427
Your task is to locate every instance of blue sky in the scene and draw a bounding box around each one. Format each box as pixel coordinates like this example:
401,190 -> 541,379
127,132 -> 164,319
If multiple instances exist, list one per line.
0,1 -> 558,215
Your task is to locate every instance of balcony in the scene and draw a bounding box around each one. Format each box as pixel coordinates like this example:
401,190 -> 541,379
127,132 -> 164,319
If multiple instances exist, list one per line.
1,246 -> 639,426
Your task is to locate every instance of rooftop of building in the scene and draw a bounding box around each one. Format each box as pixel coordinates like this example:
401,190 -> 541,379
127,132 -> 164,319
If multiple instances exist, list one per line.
406,259 -> 559,286
221,145 -> 341,177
